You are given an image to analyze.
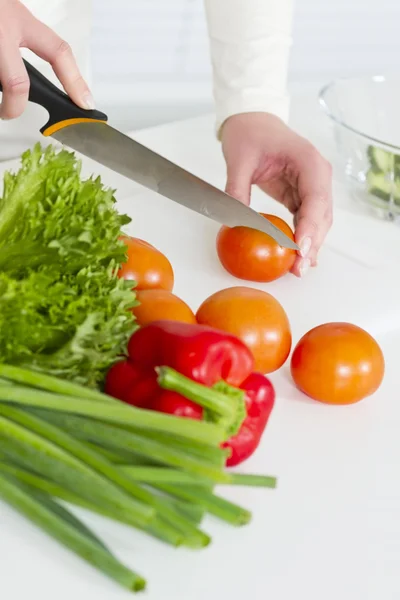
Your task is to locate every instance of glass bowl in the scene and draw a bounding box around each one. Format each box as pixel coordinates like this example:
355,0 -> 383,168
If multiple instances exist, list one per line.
319,75 -> 400,222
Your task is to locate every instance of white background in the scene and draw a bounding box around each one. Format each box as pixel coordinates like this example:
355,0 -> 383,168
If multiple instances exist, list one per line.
91,0 -> 400,129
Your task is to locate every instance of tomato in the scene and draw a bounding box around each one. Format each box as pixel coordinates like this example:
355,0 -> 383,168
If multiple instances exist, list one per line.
196,286 -> 291,373
133,289 -> 196,327
216,214 -> 296,282
118,236 -> 174,291
290,322 -> 385,405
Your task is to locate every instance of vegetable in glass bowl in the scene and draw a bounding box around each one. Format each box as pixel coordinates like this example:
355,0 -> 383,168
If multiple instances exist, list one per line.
319,75 -> 400,222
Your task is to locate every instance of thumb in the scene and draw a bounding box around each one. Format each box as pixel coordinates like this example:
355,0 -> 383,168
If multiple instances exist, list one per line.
225,160 -> 254,206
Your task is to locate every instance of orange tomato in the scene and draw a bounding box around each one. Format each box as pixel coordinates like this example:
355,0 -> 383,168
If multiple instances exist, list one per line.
119,236 -> 174,291
290,322 -> 385,405
133,289 -> 196,327
196,286 -> 291,373
216,214 -> 296,282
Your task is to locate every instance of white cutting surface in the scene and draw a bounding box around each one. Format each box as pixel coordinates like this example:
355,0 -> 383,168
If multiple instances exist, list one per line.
1,105 -> 400,600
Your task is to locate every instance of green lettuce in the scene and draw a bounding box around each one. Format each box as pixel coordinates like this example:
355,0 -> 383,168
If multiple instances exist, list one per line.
0,144 -> 137,387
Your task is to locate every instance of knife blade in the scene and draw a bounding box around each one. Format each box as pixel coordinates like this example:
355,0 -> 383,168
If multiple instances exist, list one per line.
0,59 -> 299,250
50,122 -> 299,250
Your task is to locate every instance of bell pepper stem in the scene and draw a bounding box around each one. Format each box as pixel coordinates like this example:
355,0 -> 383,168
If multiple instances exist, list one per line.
156,367 -> 242,419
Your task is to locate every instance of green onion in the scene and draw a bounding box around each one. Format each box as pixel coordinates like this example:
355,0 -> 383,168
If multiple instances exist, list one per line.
229,473 -> 277,488
85,443 -> 161,467
120,466 -> 277,489
85,442 -> 150,465
124,428 -> 229,467
0,408 -> 153,526
0,364 -> 114,403
33,410 -> 231,484
121,466 -> 211,485
0,462 -> 183,547
0,384 -> 224,444
166,500 -> 205,525
0,363 -> 279,594
153,483 -> 252,526
0,471 -> 146,592
0,406 -> 209,548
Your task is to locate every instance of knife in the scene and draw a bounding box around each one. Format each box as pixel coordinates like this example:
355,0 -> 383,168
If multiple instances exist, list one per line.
0,59 -> 299,250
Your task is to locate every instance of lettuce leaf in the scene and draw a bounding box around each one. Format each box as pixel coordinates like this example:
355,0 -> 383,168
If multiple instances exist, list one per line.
0,144 -> 137,387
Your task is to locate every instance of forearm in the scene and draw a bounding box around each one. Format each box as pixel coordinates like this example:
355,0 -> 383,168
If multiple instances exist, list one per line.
204,0 -> 294,136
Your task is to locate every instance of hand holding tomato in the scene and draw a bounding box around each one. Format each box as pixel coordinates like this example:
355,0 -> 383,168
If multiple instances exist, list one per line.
217,214 -> 296,282
221,113 -> 333,276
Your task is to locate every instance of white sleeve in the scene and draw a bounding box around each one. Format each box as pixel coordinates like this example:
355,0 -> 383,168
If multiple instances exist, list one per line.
204,0 -> 294,137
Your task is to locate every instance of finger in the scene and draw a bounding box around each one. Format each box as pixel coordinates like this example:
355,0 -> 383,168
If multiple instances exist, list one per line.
0,43 -> 30,119
24,19 -> 94,110
225,159 -> 255,206
291,149 -> 333,277
291,255 -> 309,278
291,249 -> 320,278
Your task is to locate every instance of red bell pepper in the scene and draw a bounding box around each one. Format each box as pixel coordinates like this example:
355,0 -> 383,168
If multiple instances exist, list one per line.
127,320 -> 254,387
105,320 -> 253,419
105,320 -> 274,466
104,360 -> 157,408
149,391 -> 203,420
222,372 -> 275,467
105,359 -> 203,419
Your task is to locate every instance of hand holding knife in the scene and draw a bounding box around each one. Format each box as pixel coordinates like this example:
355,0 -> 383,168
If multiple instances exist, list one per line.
0,59 -> 299,251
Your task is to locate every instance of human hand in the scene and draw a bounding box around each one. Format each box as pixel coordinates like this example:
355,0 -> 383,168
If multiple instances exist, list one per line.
0,0 -> 94,120
221,112 -> 333,277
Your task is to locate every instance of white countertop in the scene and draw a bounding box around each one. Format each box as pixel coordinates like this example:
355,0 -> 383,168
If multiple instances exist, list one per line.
2,99 -> 400,600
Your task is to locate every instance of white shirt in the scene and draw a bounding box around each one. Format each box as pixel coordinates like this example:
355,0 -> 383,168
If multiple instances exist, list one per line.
204,0 -> 293,137
0,0 -> 293,160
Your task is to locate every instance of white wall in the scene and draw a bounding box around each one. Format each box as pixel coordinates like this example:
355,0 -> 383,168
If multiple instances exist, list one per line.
91,0 -> 400,128
91,0 -> 213,129
289,0 -> 400,81
92,0 -> 211,84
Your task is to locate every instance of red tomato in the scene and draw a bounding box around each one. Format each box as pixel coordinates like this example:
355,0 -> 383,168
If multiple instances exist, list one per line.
291,322 -> 385,404
196,286 -> 291,373
216,214 -> 296,282
133,289 -> 196,327
119,236 -> 174,291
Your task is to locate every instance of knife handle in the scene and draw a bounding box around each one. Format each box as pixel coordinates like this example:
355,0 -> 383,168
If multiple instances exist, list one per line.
0,59 -> 108,136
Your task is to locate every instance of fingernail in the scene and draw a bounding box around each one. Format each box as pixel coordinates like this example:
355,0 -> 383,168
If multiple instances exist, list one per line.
299,258 -> 310,278
299,237 -> 312,258
82,92 -> 96,110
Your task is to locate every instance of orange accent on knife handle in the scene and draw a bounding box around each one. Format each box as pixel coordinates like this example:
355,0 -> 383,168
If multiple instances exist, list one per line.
0,59 -> 108,134
42,118 -> 107,137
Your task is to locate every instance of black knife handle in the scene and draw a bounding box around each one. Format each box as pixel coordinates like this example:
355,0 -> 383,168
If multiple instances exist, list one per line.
0,59 -> 107,135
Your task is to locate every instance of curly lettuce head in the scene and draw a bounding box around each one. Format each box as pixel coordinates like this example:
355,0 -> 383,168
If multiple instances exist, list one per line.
0,144 -> 137,388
